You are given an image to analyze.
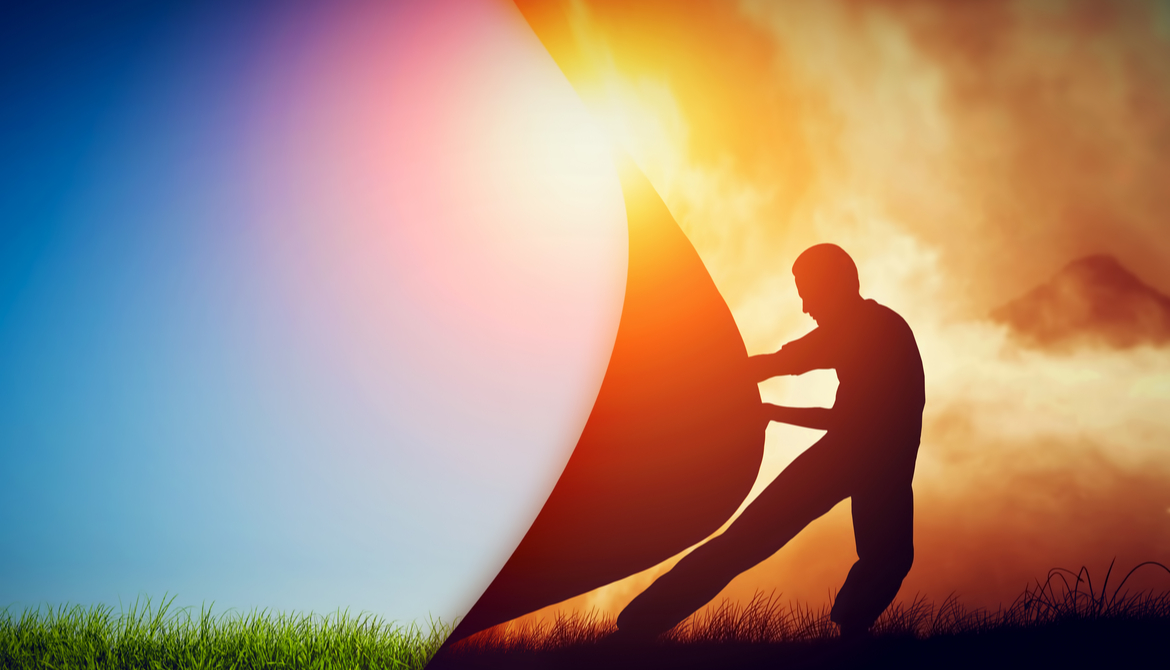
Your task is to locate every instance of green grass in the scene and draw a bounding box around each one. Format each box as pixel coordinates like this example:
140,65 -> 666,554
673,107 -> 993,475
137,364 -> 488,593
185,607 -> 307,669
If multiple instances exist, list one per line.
6,562 -> 1168,669
0,596 -> 451,670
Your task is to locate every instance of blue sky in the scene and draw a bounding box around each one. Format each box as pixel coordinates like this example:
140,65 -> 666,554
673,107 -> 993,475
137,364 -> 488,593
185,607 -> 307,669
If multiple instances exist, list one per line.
0,0 -> 627,623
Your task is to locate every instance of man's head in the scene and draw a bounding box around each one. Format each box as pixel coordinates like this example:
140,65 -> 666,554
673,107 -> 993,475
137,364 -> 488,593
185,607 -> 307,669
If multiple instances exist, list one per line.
792,244 -> 861,326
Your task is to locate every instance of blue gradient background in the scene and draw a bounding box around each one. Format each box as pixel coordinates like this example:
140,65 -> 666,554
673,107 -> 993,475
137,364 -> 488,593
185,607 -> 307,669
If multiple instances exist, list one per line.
1,0 -> 627,623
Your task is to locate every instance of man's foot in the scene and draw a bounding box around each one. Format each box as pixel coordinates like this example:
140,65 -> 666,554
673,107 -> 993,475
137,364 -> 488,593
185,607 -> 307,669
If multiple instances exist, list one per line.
601,624 -> 657,650
836,622 -> 872,645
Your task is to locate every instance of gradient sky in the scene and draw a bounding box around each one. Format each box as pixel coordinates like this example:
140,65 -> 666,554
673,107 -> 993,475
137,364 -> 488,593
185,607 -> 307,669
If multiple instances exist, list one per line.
1,0 -> 627,623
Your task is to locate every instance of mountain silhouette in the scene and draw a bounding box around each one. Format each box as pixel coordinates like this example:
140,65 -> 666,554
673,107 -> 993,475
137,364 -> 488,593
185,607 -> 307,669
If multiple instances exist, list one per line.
991,254 -> 1170,349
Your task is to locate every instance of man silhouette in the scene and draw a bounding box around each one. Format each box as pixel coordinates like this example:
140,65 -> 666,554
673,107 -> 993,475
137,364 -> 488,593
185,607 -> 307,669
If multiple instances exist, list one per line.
614,243 -> 925,640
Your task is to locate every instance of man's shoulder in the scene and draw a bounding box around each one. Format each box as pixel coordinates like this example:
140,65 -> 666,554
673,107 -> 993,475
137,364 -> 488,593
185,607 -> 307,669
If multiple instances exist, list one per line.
859,299 -> 920,351
862,298 -> 912,328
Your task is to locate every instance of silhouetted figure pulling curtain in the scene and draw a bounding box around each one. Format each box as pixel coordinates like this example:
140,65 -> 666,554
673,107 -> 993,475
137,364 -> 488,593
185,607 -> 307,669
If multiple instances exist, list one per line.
615,243 -> 925,640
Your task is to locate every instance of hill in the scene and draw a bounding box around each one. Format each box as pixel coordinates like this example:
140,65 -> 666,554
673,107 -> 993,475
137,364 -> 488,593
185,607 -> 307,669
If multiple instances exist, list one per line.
990,254 -> 1170,349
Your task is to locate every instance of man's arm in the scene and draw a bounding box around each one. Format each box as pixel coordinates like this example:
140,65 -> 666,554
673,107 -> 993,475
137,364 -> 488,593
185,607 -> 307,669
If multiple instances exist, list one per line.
747,349 -> 801,381
762,404 -> 834,431
748,328 -> 833,382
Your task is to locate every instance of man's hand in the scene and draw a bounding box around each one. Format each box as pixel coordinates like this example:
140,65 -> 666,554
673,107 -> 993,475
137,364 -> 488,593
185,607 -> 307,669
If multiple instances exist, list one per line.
750,331 -> 828,381
748,351 -> 788,382
757,402 -> 775,432
760,403 -> 835,431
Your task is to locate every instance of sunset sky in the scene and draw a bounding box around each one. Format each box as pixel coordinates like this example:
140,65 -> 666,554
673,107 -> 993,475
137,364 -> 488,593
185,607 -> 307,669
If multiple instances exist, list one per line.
2,0 -> 1169,629
511,0 -> 1170,617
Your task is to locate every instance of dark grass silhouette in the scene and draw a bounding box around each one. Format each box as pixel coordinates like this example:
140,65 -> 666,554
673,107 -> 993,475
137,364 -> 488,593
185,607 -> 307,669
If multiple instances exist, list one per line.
441,561 -> 1170,669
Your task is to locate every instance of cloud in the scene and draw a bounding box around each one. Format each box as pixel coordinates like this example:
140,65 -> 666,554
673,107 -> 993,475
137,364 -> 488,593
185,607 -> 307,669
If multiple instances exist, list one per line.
800,0 -> 1170,308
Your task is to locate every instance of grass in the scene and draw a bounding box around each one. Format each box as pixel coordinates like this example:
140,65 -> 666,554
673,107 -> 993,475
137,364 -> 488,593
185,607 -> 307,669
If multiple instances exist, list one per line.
0,596 -> 451,670
6,562 -> 1168,669
442,560 -> 1170,669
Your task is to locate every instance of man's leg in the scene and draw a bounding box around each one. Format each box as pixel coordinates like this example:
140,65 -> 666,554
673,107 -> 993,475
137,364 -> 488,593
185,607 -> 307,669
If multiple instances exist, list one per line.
829,476 -> 914,635
615,434 -> 857,639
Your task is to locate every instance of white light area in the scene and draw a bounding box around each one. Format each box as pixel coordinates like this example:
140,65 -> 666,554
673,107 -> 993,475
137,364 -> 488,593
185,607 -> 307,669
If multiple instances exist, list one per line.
239,0 -> 627,620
